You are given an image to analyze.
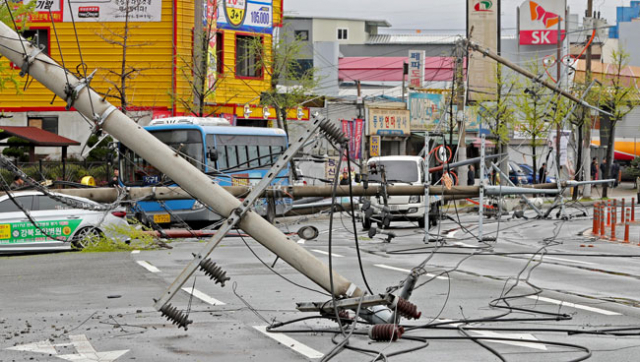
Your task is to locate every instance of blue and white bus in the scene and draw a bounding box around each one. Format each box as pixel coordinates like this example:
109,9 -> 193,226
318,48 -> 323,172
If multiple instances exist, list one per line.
118,117 -> 292,228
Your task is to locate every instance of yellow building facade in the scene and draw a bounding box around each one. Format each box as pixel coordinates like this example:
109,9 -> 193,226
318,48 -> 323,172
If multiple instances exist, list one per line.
0,0 -> 298,157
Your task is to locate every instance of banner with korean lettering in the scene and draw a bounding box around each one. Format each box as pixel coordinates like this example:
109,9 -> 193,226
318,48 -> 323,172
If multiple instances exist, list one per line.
368,108 -> 410,136
63,0 -> 163,22
23,0 -> 64,23
408,50 -> 425,88
0,219 -> 82,244
341,119 -> 363,161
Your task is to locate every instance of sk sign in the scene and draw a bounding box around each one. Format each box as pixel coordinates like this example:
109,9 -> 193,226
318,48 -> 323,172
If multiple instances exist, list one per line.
519,0 -> 566,45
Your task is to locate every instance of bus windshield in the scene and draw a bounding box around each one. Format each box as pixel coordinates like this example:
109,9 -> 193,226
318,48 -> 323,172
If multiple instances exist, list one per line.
120,129 -> 289,186
120,129 -> 204,185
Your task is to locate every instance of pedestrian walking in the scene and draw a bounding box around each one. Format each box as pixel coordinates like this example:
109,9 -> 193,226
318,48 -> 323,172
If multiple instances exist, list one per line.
591,157 -> 598,180
538,163 -> 547,184
467,165 -> 475,186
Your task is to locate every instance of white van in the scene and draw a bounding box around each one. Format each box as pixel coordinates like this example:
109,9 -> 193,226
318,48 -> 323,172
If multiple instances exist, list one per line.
360,156 -> 441,229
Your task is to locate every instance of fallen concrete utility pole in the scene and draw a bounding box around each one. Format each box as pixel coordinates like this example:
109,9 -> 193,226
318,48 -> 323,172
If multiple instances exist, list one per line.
20,182 -> 579,203
464,39 -> 613,117
0,21 -> 363,308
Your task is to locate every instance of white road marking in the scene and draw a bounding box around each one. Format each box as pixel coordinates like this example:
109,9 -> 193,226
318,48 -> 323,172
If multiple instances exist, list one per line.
526,296 -> 621,316
374,264 -> 448,280
181,287 -> 225,305
472,331 -> 547,350
446,229 -> 458,238
296,238 -> 305,244
454,242 -> 480,248
6,340 -> 57,355
131,250 -> 140,254
312,249 -> 344,258
536,256 -> 594,265
7,334 -> 129,362
254,325 -> 323,359
136,260 -> 160,273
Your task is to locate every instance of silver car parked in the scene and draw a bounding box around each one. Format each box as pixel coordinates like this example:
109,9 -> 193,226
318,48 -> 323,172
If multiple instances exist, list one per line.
0,191 -> 129,253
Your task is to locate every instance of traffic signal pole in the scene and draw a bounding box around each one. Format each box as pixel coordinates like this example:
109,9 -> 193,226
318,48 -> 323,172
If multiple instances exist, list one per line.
0,22 -> 363,300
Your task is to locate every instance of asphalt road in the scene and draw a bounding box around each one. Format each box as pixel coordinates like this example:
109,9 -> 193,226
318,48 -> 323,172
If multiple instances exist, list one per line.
3,205 -> 640,362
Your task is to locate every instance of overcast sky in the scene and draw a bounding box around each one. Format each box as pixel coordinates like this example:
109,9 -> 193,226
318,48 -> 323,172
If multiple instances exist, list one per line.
285,0 -> 632,34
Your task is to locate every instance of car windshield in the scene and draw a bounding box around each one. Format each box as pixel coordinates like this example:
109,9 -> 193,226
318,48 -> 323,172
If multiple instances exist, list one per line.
368,160 -> 419,183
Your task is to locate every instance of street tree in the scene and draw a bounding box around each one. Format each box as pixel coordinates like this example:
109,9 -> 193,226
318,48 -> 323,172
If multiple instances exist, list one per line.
513,60 -> 552,184
598,48 -> 638,197
475,63 -> 517,184
95,0 -> 152,118
249,30 -> 319,132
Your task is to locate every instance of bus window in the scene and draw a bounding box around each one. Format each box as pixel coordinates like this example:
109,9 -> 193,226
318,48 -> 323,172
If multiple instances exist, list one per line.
258,145 -> 271,166
248,146 -> 260,168
226,145 -> 238,170
237,145 -> 249,169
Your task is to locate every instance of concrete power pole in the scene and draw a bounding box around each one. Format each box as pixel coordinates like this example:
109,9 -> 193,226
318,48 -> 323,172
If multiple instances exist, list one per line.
583,0 -> 594,198
456,41 -> 468,187
0,21 -> 364,300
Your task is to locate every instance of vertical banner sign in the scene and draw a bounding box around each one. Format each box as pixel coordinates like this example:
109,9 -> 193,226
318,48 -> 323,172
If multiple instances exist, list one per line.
341,119 -> 364,161
467,0 -> 499,101
408,50 -> 425,88
370,135 -> 381,157
325,157 -> 338,182
519,0 -> 566,45
206,0 -> 218,96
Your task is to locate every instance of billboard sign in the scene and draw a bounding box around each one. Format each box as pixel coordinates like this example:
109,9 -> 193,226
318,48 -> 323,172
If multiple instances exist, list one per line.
519,0 -> 566,45
467,0 -> 499,101
408,93 -> 446,131
408,50 -> 425,88
368,108 -> 410,136
218,0 -> 273,33
64,0 -> 163,22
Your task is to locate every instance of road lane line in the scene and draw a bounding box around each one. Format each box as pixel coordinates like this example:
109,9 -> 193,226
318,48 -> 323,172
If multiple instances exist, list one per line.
296,238 -> 305,244
312,249 -> 344,258
253,326 -> 323,359
136,260 -> 160,273
181,287 -> 225,305
446,229 -> 458,238
526,296 -> 621,316
374,264 -> 447,280
537,256 -> 594,265
131,250 -> 140,254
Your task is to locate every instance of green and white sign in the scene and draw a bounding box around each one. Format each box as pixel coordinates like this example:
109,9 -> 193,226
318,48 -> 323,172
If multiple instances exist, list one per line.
0,219 -> 82,244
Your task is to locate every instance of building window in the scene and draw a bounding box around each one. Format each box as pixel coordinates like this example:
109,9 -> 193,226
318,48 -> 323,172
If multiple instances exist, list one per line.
236,35 -> 263,78
216,32 -> 224,74
289,59 -> 313,80
295,30 -> 309,41
20,29 -> 49,55
28,116 -> 58,134
337,28 -> 348,40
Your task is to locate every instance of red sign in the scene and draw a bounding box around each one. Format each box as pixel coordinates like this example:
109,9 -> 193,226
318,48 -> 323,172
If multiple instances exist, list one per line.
341,119 -> 363,161
520,30 -> 565,45
518,0 -> 566,45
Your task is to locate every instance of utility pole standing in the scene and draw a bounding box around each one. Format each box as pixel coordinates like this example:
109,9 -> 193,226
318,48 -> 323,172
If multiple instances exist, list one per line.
456,41 -> 468,187
583,0 -> 594,198
555,11 -> 563,183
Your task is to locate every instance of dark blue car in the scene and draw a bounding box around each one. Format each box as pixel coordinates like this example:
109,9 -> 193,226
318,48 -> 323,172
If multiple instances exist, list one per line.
518,163 -> 556,184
